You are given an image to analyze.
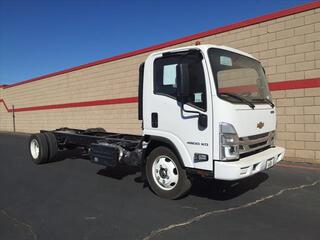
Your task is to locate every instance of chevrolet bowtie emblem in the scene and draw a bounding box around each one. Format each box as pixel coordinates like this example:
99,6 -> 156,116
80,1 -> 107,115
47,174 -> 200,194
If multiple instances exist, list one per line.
257,122 -> 264,129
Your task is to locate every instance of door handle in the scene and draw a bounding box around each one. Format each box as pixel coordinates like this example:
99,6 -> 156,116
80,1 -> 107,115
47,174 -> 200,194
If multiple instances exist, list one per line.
151,112 -> 158,128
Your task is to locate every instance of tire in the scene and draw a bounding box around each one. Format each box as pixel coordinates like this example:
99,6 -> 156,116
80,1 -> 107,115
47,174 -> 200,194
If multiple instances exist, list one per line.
146,146 -> 192,199
43,132 -> 58,162
29,133 -> 49,164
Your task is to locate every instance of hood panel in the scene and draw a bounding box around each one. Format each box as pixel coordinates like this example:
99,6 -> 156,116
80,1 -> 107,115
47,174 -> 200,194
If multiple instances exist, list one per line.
215,101 -> 276,137
234,107 -> 276,137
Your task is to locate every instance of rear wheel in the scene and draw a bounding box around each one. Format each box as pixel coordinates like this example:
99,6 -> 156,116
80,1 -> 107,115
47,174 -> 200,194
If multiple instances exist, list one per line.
29,134 -> 49,164
146,146 -> 191,199
43,132 -> 58,162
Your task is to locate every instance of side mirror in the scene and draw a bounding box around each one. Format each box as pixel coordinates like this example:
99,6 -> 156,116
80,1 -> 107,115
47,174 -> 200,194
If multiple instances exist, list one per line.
177,63 -> 190,103
198,114 -> 208,128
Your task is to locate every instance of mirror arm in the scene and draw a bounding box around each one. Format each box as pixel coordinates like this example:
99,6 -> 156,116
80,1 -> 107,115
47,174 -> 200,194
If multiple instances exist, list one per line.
181,103 -> 208,129
181,103 -> 200,115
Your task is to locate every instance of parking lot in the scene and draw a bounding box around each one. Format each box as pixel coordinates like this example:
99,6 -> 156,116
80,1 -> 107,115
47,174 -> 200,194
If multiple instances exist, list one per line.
0,132 -> 319,240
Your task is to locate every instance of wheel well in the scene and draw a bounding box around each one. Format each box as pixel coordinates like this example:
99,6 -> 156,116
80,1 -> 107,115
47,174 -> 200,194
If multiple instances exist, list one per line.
143,136 -> 185,168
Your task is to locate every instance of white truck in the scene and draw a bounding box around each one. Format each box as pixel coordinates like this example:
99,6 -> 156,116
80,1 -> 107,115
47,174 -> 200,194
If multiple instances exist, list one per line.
28,44 -> 285,199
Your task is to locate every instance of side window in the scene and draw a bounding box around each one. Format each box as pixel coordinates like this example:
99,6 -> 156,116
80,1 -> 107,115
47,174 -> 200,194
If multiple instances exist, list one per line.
154,53 -> 207,111
154,56 -> 179,99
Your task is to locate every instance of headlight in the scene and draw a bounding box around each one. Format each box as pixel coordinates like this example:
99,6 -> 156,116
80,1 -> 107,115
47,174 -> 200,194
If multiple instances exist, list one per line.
269,131 -> 276,147
220,123 -> 239,161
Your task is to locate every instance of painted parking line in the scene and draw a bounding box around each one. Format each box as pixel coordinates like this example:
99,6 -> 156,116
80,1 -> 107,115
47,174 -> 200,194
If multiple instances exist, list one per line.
277,163 -> 320,172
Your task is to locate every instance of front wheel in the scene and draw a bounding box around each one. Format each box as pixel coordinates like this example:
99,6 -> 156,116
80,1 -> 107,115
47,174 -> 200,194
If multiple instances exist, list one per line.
146,147 -> 191,199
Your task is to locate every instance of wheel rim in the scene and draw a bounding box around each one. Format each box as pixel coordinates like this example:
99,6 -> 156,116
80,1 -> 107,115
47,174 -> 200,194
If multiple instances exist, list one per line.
30,139 -> 40,159
152,155 -> 179,191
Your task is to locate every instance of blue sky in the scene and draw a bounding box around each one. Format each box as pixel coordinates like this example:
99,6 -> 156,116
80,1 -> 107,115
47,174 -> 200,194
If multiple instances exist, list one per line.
0,0 -> 312,85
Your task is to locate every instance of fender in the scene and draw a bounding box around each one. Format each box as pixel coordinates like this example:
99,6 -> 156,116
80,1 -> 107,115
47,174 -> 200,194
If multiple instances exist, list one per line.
143,135 -> 191,168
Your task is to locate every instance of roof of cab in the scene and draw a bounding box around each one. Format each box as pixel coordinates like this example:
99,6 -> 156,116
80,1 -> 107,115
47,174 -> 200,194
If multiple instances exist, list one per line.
150,44 -> 258,61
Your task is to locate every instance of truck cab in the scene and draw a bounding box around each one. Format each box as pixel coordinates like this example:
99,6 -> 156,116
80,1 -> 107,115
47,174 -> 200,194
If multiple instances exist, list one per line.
141,44 -> 285,197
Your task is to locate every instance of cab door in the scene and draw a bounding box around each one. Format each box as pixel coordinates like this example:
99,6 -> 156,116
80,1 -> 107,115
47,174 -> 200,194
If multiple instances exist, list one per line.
143,49 -> 213,171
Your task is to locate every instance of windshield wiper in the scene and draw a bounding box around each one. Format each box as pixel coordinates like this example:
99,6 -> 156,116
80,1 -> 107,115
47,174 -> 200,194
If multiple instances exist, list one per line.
219,92 -> 255,109
252,98 -> 275,108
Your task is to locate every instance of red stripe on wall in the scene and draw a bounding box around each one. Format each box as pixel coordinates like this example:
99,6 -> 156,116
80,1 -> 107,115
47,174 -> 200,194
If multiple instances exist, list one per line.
0,97 -> 138,113
220,85 -> 258,93
0,78 -> 319,113
218,78 -> 320,93
269,78 -> 320,91
2,1 -> 320,89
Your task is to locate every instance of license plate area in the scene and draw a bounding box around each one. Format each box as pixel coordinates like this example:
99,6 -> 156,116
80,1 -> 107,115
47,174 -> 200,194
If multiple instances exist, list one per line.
266,158 -> 274,169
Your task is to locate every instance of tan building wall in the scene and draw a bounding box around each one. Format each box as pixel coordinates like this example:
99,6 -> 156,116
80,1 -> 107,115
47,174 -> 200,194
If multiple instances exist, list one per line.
0,3 -> 319,163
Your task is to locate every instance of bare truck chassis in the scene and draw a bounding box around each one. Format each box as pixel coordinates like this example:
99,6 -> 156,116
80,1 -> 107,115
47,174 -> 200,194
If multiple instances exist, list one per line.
34,128 -> 144,168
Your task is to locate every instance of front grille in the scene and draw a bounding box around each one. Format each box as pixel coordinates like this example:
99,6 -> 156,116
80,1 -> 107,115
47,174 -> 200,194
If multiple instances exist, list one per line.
247,132 -> 269,140
240,146 -> 271,158
239,131 -> 274,156
249,140 -> 268,149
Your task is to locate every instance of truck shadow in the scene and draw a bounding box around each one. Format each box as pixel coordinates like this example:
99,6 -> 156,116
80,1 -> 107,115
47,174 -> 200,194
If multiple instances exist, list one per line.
97,165 -> 140,180
189,172 -> 269,200
56,148 -> 88,161
96,164 -> 269,201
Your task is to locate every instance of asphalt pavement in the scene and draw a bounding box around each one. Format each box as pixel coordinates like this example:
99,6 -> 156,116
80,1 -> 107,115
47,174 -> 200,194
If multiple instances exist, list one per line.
0,132 -> 319,240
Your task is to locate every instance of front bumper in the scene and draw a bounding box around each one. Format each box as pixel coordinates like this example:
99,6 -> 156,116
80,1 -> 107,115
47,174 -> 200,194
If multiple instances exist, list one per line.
214,146 -> 285,180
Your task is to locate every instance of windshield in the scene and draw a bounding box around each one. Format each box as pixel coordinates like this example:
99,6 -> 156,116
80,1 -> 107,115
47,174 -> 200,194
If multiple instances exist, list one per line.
208,48 -> 272,105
